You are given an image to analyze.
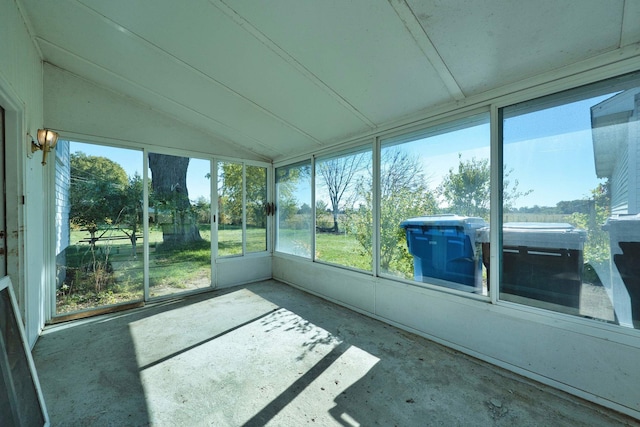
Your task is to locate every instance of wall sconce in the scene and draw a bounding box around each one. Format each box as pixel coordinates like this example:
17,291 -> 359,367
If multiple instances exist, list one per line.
29,129 -> 59,165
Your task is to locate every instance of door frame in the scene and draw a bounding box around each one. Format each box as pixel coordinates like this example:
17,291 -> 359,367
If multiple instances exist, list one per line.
0,77 -> 27,324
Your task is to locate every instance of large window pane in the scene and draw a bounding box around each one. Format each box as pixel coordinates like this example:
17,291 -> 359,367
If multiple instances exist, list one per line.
55,142 -> 144,314
501,72 -> 640,329
217,161 -> 243,256
276,161 -> 311,257
315,147 -> 372,271
246,165 -> 267,253
148,154 -> 211,298
217,163 -> 268,256
380,113 -> 490,294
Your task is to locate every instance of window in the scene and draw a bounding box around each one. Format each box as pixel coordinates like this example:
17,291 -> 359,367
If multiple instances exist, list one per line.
217,161 -> 243,256
501,71 -> 640,329
217,162 -> 268,256
276,161 -> 312,258
245,165 -> 268,253
315,146 -> 372,271
379,113 -> 490,294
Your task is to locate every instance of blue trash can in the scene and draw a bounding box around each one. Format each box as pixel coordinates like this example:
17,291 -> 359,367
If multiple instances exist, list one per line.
400,214 -> 487,292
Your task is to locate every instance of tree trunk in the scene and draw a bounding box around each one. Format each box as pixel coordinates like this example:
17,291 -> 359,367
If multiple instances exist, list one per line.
148,153 -> 202,245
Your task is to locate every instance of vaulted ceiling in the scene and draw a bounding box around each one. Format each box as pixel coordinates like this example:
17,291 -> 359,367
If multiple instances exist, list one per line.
18,0 -> 640,161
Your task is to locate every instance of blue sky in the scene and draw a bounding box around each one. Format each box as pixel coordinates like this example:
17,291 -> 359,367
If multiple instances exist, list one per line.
70,91 -> 613,210
68,143 -> 212,201
395,94 -> 612,209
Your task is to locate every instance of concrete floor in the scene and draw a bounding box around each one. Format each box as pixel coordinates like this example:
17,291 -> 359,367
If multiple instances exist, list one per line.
33,280 -> 638,426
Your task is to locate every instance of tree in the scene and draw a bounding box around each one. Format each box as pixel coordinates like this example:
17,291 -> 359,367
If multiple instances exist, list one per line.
70,153 -> 142,277
70,152 -> 129,231
567,180 -> 611,267
193,196 -> 211,224
115,173 -> 144,258
148,153 -> 202,245
316,153 -> 367,233
276,164 -> 311,224
437,154 -> 532,218
218,163 -> 267,228
349,147 -> 437,276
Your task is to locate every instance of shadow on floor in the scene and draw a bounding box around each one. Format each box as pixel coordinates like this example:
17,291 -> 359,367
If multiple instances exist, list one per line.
33,280 -> 638,426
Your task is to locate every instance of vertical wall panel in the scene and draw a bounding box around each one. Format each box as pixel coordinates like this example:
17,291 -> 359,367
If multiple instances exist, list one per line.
0,0 -> 45,346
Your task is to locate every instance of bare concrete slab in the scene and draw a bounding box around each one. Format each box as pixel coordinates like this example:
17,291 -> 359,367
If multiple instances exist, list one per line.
33,280 -> 638,426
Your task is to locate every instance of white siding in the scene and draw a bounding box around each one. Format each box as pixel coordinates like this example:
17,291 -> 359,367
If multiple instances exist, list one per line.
610,141 -> 629,215
631,93 -> 640,214
54,140 -> 70,287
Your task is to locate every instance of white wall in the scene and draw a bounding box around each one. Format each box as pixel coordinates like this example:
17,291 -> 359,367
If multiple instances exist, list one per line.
216,255 -> 272,290
273,255 -> 640,419
0,0 -> 47,347
43,64 -> 265,162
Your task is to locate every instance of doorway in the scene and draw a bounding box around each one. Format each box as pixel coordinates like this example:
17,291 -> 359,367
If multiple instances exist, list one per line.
0,107 -> 6,278
53,143 -> 214,318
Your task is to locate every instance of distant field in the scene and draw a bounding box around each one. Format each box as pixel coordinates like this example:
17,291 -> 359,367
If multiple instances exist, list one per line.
503,213 -> 570,223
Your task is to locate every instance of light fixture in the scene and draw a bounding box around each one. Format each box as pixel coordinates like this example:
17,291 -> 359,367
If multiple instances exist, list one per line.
29,129 -> 59,165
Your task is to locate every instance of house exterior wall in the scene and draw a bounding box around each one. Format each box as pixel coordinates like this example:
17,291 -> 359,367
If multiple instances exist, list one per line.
0,0 -> 46,347
631,94 -> 640,214
54,140 -> 70,288
611,141 -> 630,214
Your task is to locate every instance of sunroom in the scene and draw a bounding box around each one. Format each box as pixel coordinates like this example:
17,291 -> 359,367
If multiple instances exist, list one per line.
2,0 -> 640,424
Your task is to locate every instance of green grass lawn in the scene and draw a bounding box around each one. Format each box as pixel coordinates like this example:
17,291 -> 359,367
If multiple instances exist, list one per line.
58,226 -> 383,314
315,232 -> 371,271
57,226 -> 267,314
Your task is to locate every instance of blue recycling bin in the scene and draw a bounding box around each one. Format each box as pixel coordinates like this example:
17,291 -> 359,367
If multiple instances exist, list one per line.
400,215 -> 487,291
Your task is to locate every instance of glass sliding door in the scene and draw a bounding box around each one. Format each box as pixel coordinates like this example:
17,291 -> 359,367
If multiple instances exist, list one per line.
148,153 -> 212,298
55,142 -> 145,315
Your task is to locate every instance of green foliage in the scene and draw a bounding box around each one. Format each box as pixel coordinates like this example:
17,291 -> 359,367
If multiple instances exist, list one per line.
194,196 -> 211,224
70,152 -> 130,229
347,147 -> 437,278
276,163 -> 311,227
566,181 -> 611,265
218,163 -> 267,227
437,154 -> 532,219
437,154 -> 490,218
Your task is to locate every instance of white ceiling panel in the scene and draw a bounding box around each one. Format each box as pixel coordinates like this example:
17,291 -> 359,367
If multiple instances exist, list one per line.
17,0 -> 640,161
408,0 -> 627,95
225,0 -> 454,123
40,49 -> 281,160
621,1 -> 640,47
25,1 -> 321,155
76,0 -> 374,142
